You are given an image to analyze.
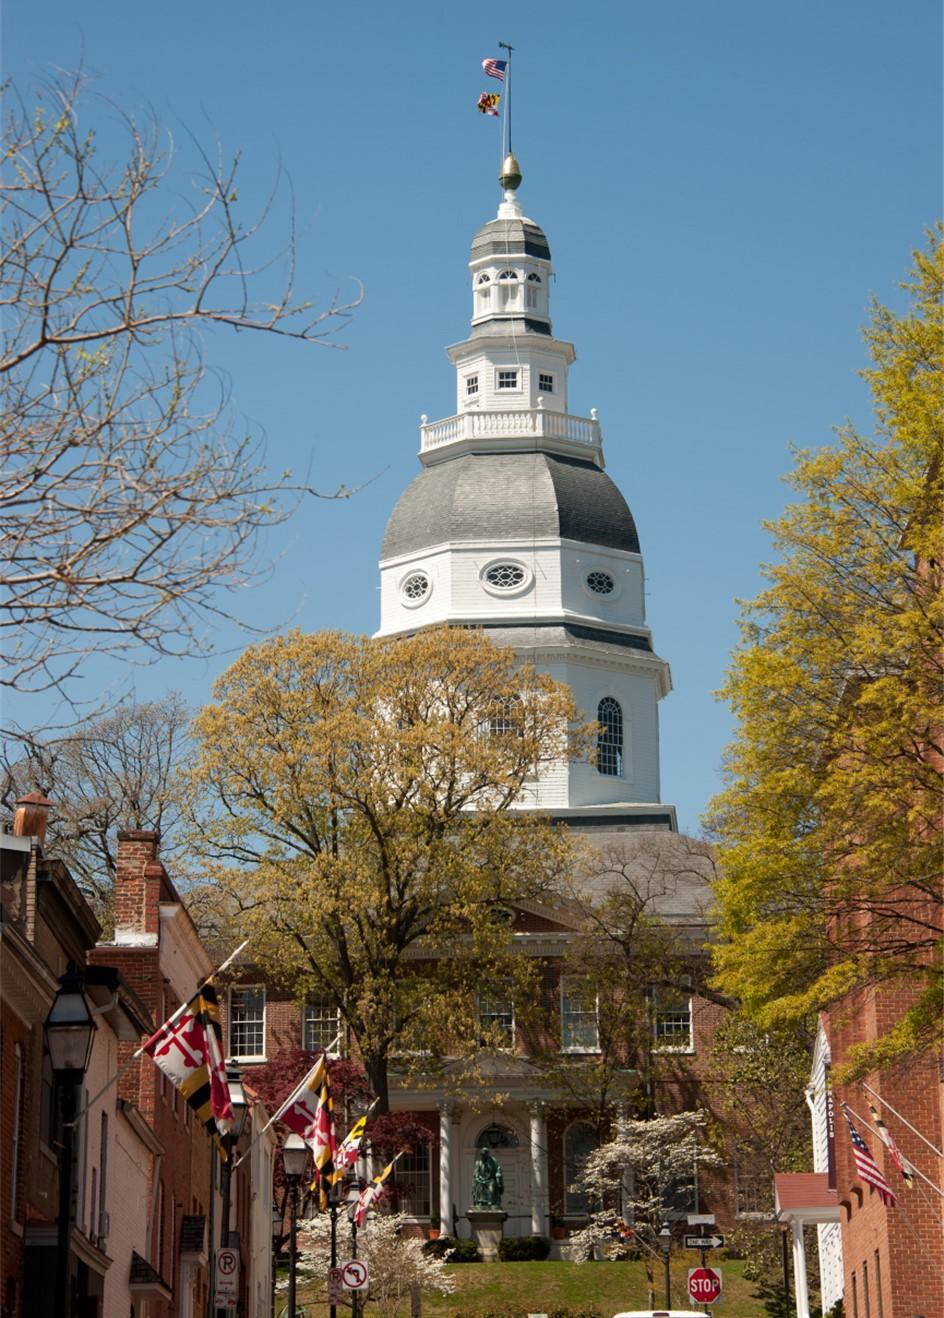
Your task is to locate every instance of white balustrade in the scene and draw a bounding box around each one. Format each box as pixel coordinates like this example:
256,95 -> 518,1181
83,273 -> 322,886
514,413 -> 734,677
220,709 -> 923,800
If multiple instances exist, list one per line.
420,408 -> 601,452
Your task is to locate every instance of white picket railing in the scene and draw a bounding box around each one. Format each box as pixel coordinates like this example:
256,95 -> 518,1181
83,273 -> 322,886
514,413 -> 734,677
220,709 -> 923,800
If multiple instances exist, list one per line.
420,408 -> 601,452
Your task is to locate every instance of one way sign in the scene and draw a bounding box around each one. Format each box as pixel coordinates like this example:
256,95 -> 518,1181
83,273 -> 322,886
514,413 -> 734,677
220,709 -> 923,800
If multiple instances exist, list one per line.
684,1234 -> 725,1250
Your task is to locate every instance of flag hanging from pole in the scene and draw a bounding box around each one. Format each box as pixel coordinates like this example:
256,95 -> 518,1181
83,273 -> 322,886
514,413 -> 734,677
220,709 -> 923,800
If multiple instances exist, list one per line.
868,1103 -> 915,1186
310,1065 -> 337,1207
142,983 -> 232,1151
842,1108 -> 897,1207
317,1107 -> 373,1197
352,1153 -> 402,1227
271,1054 -> 328,1145
482,58 -> 508,82
477,92 -> 501,117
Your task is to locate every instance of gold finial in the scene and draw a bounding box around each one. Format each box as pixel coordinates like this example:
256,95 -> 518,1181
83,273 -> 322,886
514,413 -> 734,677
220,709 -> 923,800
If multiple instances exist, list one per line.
499,152 -> 522,191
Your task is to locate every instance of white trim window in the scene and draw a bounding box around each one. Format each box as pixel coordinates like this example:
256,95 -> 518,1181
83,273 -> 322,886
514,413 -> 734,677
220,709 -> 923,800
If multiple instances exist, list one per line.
229,986 -> 266,1060
496,368 -> 519,391
394,1142 -> 433,1218
303,995 -> 341,1053
466,373 -> 479,397
560,978 -> 600,1052
652,992 -> 693,1052
477,987 -> 515,1048
596,697 -> 624,776
538,371 -> 554,394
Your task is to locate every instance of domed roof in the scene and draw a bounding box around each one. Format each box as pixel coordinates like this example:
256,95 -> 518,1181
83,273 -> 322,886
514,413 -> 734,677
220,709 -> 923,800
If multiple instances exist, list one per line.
470,216 -> 551,263
381,452 -> 640,560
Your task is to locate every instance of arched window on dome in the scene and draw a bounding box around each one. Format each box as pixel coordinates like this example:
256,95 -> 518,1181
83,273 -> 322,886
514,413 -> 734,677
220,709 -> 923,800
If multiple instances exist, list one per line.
498,269 -> 519,309
563,1121 -> 599,1216
526,271 -> 542,309
597,697 -> 623,776
475,271 -> 491,311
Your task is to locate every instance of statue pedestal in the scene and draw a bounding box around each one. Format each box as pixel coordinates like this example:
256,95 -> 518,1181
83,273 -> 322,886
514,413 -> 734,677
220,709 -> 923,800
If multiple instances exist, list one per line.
467,1208 -> 507,1263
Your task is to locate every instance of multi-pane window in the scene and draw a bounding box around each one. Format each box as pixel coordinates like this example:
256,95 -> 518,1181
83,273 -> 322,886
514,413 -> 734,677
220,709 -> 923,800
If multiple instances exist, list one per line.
497,369 -> 519,390
538,372 -> 554,394
229,987 -> 266,1059
488,694 -> 522,738
401,572 -> 430,603
466,374 -> 479,397
560,979 -> 600,1052
527,273 -> 542,309
734,1145 -> 771,1217
652,993 -> 693,1051
303,995 -> 340,1052
395,1142 -> 432,1217
596,697 -> 624,776
477,987 -> 515,1047
563,1122 -> 598,1215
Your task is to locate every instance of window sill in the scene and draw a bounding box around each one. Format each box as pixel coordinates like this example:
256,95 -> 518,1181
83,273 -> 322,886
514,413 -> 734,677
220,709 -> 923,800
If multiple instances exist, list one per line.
652,1044 -> 695,1055
560,1047 -> 602,1056
231,1054 -> 267,1064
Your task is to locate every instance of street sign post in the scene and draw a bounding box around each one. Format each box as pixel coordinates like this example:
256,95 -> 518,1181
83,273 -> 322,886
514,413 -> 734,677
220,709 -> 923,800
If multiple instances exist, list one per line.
684,1234 -> 725,1250
215,1247 -> 239,1311
341,1259 -> 370,1291
688,1265 -> 723,1307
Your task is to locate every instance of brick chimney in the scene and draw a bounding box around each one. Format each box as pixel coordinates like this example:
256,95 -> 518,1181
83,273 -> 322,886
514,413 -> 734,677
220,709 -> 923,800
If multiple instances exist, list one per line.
114,829 -> 164,945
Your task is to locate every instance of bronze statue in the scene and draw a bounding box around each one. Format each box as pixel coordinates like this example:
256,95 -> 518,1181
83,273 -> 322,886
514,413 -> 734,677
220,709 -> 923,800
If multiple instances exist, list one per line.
472,1145 -> 504,1208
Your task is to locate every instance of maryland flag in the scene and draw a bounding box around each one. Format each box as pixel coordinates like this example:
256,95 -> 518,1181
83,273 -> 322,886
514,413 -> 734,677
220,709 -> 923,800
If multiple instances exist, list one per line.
272,1054 -> 328,1146
868,1103 -> 915,1187
142,983 -> 232,1151
317,1108 -> 372,1200
477,92 -> 500,117
353,1153 -> 402,1228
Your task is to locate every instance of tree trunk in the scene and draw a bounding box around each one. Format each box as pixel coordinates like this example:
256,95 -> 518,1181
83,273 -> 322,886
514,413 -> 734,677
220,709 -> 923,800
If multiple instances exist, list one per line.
365,1053 -> 390,1114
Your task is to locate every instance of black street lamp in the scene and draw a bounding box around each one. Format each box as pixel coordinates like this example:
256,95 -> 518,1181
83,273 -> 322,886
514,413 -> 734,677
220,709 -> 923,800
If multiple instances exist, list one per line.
216,1062 -> 249,1318
44,968 -> 96,1318
282,1133 -> 308,1318
658,1222 -> 673,1309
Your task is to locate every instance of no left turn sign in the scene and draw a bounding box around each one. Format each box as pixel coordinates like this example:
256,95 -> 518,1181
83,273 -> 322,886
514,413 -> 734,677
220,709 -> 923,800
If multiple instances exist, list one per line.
342,1259 -> 369,1290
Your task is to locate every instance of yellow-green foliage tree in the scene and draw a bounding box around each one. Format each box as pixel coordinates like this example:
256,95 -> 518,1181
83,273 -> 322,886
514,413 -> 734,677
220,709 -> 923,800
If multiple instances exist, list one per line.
187,626 -> 580,1109
708,230 -> 943,1073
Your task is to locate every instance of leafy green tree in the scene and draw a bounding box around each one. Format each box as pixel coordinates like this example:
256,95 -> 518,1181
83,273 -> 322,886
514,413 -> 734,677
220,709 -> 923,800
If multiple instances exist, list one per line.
187,626 -> 581,1110
708,230 -> 943,1072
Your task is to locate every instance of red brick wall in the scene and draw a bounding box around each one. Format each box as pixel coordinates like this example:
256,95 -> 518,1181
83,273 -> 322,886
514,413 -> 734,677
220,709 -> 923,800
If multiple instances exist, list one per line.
830,984 -> 944,1318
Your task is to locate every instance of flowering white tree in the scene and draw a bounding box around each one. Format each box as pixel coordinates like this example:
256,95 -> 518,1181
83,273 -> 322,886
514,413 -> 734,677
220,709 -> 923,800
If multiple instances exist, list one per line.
569,1112 -> 721,1298
281,1212 -> 454,1317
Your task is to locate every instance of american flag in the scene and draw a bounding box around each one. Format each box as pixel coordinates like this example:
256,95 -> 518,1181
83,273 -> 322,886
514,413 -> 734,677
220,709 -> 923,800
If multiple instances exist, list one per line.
482,58 -> 508,82
843,1109 -> 897,1207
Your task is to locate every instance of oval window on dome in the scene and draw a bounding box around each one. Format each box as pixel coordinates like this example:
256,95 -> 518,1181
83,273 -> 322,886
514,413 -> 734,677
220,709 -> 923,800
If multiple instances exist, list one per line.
586,570 -> 615,596
401,572 -> 430,604
484,563 -> 527,590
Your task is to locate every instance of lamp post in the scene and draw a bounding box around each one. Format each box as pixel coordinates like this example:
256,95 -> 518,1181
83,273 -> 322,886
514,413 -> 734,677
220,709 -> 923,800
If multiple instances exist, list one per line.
216,1063 -> 249,1318
44,968 -> 96,1318
282,1133 -> 308,1318
658,1222 -> 672,1310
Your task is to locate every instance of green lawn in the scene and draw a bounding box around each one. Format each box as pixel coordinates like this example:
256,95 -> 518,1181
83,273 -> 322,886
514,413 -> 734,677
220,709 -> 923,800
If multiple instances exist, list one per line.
296,1256 -> 762,1317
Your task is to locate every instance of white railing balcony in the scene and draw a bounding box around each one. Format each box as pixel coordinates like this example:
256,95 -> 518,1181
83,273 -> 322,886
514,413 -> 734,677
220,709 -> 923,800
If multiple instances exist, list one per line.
420,406 -> 602,454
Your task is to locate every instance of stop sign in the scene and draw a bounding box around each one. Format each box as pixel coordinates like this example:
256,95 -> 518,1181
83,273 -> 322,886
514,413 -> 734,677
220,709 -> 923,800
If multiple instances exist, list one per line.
688,1265 -> 723,1305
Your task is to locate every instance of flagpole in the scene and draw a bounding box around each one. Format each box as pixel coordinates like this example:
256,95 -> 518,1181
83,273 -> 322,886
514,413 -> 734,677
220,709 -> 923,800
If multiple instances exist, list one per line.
76,937 -> 251,1119
860,1082 -> 943,1159
499,40 -> 514,159
844,1102 -> 944,1199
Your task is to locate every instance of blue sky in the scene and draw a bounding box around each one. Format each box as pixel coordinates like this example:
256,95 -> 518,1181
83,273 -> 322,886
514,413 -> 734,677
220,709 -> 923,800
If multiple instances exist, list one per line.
6,0 -> 941,833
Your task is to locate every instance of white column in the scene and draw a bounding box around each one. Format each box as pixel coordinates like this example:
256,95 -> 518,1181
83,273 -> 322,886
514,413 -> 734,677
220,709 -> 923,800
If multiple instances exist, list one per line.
792,1219 -> 811,1318
438,1101 -> 456,1234
529,1102 -> 548,1236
